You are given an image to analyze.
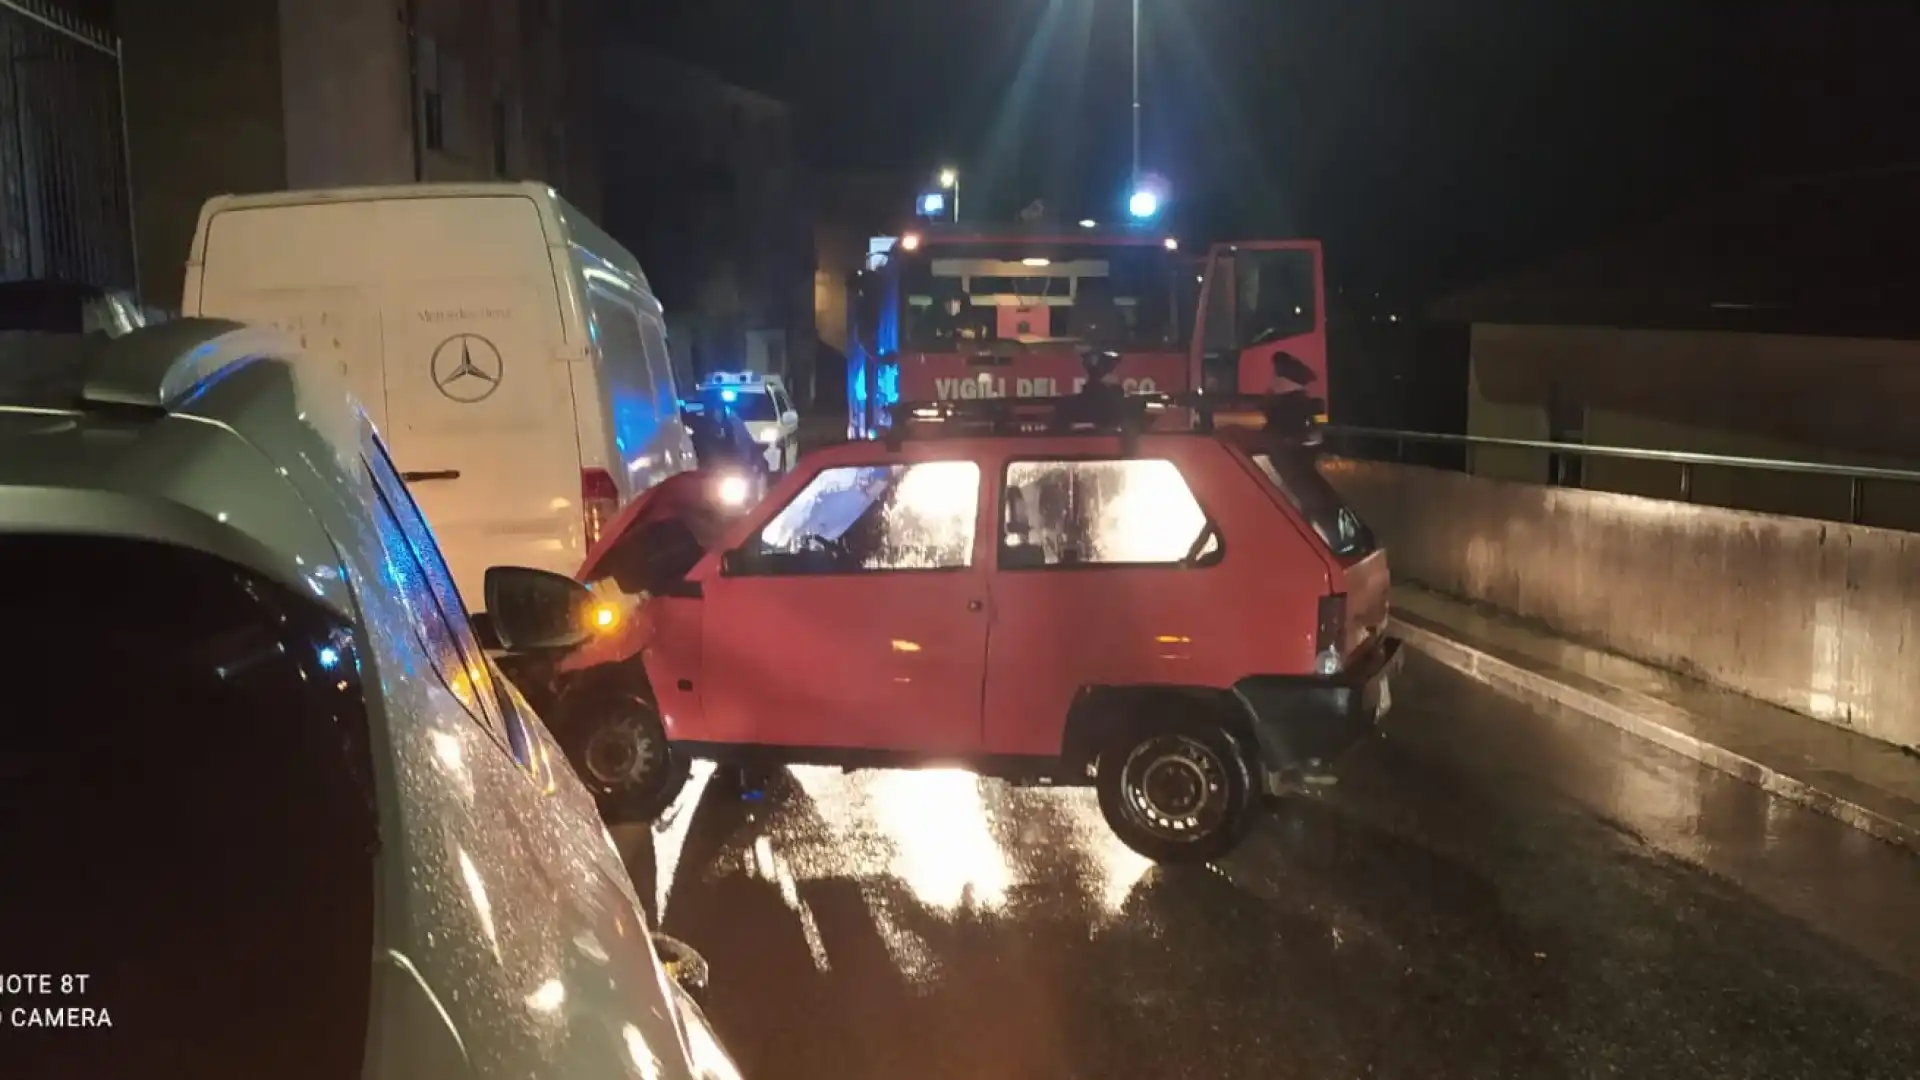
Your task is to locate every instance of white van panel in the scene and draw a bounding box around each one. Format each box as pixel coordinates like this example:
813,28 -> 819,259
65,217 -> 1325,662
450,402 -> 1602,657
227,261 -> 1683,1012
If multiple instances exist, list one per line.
193,195 -> 583,606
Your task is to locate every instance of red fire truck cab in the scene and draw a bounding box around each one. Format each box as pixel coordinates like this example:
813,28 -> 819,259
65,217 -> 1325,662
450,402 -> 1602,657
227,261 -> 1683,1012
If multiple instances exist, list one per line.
846,224 -> 1193,439
847,226 -> 1329,439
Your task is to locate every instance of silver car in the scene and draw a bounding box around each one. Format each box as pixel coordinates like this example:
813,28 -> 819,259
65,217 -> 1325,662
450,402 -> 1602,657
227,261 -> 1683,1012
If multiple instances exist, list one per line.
0,319 -> 741,1079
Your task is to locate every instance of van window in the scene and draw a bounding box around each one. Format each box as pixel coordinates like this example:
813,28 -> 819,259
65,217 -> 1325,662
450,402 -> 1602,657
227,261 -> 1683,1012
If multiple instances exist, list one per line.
589,288 -> 655,400
589,285 -> 672,462
2,534 -> 374,1080
637,313 -> 679,421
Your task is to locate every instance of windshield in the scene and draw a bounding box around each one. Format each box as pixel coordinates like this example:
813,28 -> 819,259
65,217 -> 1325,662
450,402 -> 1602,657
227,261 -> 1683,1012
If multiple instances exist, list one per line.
700,385 -> 777,422
1251,451 -> 1376,558
899,242 -> 1179,351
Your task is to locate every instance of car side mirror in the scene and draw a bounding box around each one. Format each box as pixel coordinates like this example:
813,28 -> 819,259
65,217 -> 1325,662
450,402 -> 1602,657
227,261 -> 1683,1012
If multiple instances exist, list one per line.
781,409 -> 799,427
484,566 -> 595,651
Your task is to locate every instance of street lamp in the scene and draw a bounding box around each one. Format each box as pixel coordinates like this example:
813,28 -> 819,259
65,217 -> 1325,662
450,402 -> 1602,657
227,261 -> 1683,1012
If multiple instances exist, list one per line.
938,167 -> 959,222
1128,189 -> 1159,219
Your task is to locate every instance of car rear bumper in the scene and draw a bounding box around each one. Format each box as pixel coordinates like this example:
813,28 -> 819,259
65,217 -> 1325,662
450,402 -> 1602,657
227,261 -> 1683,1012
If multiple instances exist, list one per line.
1231,636 -> 1403,777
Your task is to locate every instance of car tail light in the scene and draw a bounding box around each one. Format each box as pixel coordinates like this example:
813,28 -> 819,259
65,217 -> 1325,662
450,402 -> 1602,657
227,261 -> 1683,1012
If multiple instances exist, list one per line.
581,468 -> 619,549
1315,593 -> 1347,676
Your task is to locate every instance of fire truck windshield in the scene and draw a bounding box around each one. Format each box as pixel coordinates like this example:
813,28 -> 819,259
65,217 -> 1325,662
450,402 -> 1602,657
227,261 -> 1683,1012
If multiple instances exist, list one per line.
899,241 -> 1179,352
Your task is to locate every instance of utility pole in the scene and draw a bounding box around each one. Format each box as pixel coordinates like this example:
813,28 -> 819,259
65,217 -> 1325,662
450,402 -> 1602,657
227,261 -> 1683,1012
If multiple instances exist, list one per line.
1130,0 -> 1141,185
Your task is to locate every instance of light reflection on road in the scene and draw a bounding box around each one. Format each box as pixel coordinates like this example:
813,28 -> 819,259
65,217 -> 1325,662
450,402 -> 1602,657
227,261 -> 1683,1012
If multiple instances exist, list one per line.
637,763 -> 1158,988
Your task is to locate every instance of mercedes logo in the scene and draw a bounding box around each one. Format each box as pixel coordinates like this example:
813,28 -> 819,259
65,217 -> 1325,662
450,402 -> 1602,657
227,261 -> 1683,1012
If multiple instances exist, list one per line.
429,333 -> 504,403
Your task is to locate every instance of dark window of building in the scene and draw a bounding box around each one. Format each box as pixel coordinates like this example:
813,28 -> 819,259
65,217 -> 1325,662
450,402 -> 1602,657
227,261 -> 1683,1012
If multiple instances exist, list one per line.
418,37 -> 445,152
424,91 -> 445,151
492,99 -> 509,176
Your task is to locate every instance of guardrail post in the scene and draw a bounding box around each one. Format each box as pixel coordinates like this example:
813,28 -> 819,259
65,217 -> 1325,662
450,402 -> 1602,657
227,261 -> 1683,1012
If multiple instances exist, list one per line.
1679,462 -> 1693,503
1849,477 -> 1865,525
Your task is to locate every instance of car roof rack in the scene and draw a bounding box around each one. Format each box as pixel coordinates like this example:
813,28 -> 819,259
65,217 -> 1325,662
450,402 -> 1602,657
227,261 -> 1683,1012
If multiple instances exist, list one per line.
0,318 -> 300,416
881,387 -> 1326,450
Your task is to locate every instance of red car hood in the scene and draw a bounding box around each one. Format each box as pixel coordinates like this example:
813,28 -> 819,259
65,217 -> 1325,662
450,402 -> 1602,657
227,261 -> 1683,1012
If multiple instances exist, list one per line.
560,471 -> 726,677
575,471 -> 715,581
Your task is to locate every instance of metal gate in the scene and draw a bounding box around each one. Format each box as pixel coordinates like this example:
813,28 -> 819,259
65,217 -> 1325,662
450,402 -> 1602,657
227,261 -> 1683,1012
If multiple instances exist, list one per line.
0,0 -> 133,292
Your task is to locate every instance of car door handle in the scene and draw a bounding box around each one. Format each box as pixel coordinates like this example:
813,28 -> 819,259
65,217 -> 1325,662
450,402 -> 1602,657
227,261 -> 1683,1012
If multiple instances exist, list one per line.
401,469 -> 461,483
966,599 -> 984,612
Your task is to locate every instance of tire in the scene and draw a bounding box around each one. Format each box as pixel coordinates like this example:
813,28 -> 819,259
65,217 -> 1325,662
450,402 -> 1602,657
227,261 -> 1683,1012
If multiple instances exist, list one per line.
1095,713 -> 1257,864
562,692 -> 691,824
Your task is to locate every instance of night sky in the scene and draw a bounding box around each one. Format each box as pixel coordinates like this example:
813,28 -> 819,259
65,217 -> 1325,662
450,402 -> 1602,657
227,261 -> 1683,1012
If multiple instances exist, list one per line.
621,0 -> 1919,297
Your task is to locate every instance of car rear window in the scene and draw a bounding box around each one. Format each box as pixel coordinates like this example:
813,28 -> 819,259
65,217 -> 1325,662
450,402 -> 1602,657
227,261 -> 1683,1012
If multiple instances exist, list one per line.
1251,451 -> 1377,559
0,535 -> 376,1080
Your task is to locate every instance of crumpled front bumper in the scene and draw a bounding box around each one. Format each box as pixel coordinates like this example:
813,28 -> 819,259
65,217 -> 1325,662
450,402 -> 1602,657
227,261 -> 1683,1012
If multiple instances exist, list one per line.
1230,637 -> 1404,785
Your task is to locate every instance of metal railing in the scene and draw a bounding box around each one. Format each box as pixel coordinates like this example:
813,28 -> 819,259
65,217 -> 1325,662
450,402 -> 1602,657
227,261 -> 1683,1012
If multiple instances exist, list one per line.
1324,425 -> 1920,527
0,0 -> 135,293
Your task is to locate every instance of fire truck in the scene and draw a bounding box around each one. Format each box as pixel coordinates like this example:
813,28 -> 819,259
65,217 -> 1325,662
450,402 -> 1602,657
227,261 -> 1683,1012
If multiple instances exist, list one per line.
846,224 -> 1326,439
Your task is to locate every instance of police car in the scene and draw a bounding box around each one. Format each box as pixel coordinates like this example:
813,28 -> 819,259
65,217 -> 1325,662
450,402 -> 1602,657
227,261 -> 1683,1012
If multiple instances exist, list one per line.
694,371 -> 799,474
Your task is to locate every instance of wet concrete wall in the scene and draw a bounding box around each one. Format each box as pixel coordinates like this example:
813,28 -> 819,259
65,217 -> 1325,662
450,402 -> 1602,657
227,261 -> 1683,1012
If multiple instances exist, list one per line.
1325,458 -> 1920,753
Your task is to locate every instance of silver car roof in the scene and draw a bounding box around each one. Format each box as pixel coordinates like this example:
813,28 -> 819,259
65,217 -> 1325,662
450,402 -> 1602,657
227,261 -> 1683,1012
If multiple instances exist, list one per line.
0,319 -> 378,620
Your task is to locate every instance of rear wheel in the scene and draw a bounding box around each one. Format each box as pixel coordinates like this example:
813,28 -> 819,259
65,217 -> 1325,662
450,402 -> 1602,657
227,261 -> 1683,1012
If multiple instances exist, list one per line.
1095,715 -> 1256,864
564,692 -> 690,823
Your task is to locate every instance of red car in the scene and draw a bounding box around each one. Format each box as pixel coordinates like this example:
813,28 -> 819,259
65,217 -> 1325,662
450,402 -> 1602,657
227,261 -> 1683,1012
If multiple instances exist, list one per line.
504,395 -> 1400,862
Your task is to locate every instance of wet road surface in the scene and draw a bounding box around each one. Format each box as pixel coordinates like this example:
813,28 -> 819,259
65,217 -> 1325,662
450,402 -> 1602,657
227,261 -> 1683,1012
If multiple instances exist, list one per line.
615,654 -> 1920,1079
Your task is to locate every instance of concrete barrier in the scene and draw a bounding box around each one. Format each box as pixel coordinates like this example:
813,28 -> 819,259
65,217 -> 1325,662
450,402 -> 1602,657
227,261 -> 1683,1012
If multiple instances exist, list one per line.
1323,458 -> 1920,753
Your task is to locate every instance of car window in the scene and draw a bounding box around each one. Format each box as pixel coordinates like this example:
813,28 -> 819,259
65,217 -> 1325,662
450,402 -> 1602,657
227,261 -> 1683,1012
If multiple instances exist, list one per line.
1251,451 -> 1376,559
367,439 -> 531,765
745,461 -> 979,573
2,535 -> 375,1080
1001,458 -> 1215,567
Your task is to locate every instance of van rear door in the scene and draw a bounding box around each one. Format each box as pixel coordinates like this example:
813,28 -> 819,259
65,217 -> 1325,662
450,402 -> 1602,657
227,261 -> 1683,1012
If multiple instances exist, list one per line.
191,194 -> 581,608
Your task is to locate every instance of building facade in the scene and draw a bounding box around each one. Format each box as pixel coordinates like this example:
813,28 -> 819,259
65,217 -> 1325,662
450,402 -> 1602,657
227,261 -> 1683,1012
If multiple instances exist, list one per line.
596,43 -> 811,402
117,0 -> 601,306
0,0 -> 136,292
1433,169 -> 1920,529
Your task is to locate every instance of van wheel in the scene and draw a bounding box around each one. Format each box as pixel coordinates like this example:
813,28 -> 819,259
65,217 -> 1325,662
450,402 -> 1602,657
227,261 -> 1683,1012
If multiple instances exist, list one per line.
1095,715 -> 1255,864
566,693 -> 690,823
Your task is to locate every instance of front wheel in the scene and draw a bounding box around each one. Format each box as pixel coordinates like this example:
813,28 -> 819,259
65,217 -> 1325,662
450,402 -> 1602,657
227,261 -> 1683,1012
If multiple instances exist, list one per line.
564,693 -> 691,824
1095,718 -> 1256,864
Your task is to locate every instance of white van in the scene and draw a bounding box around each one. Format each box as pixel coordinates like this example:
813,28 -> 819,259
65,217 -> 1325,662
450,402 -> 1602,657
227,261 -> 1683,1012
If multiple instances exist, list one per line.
183,182 -> 694,614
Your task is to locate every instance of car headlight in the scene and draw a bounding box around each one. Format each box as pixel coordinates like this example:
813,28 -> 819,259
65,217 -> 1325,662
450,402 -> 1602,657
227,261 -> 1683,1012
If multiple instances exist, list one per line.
675,988 -> 745,1080
584,579 -> 642,633
1314,644 -> 1343,676
757,428 -> 780,445
715,474 -> 750,506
